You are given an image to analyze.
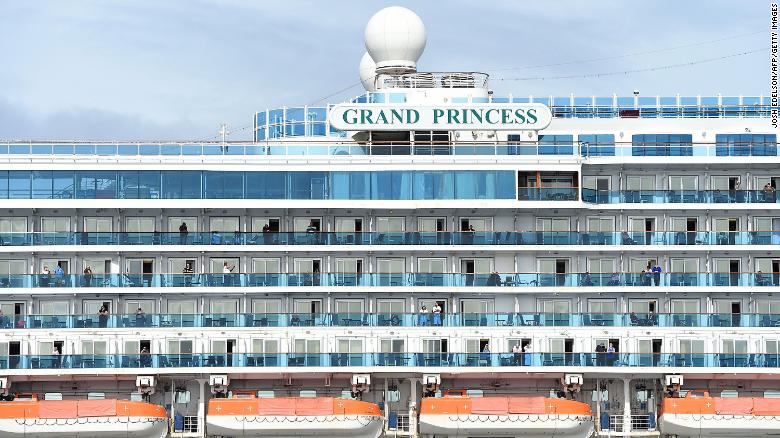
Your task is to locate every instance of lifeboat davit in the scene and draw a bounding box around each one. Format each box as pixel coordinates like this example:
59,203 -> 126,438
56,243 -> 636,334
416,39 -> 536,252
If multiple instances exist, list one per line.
659,391 -> 780,437
419,391 -> 594,438
206,393 -> 383,438
0,394 -> 167,438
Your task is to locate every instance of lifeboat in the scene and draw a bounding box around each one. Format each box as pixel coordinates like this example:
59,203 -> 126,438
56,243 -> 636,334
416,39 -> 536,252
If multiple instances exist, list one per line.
659,390 -> 780,437
419,391 -> 594,438
206,392 -> 383,438
0,394 -> 167,438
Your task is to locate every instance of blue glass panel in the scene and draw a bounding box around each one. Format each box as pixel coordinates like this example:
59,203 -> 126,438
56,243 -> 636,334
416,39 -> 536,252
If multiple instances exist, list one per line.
245,172 -> 286,199
160,145 -> 181,155
76,171 -> 117,199
511,97 -> 530,103
553,97 -> 569,106
31,144 -> 52,154
701,97 -> 717,105
289,172 -> 328,199
744,96 -> 761,105
52,145 -> 73,155
256,111 -> 266,126
0,171 -> 7,198
492,97 -> 510,103
594,97 -> 612,106
52,171 -> 74,199
139,144 -> 160,156
331,172 -> 369,200
256,129 -> 266,141
205,172 -> 244,199
579,134 -> 615,156
286,107 -> 305,123
268,109 -> 284,124
680,97 -> 697,105
638,97 -> 656,106
161,171 -> 201,199
371,171 -> 412,200
722,97 -> 739,105
413,171 -> 454,200
574,97 -> 592,106
659,97 -> 676,105
118,145 -> 138,156
181,144 -> 201,155
8,145 -> 29,154
616,97 -> 633,107
74,144 -> 94,155
389,93 -> 406,103
95,145 -> 117,155
538,135 -> 574,155
31,171 -> 53,198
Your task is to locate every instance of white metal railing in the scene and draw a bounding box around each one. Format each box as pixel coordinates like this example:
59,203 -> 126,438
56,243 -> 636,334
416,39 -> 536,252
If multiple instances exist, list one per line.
606,414 -> 656,432
376,72 -> 489,89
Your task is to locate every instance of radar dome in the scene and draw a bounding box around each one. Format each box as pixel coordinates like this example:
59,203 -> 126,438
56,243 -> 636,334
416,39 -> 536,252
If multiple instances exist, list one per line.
359,52 -> 377,91
364,6 -> 426,73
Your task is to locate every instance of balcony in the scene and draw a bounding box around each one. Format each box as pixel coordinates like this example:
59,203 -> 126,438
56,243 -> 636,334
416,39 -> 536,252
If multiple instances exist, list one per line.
583,188 -> 780,204
6,312 -> 780,330
1,230 -> 778,247
1,271 -> 776,289
2,352 -> 778,370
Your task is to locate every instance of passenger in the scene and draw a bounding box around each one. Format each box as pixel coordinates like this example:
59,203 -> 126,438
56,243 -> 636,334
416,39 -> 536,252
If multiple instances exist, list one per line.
418,305 -> 429,326
523,343 -> 533,366
262,223 -> 272,245
222,261 -> 235,286
135,307 -> 146,327
581,271 -> 593,286
756,270 -> 768,286
595,343 -> 606,366
609,271 -> 620,286
0,309 -> 5,329
83,266 -> 93,287
140,347 -> 151,367
98,306 -> 109,328
211,230 -> 222,245
183,262 -> 194,287
651,262 -> 662,286
643,266 -> 653,286
621,231 -> 634,245
480,343 -> 490,365
233,230 -> 242,245
630,311 -> 640,325
607,343 -> 617,366
487,271 -> 501,286
512,343 -> 522,366
53,263 -> 64,287
432,303 -> 442,326
52,347 -> 61,368
178,222 -> 188,244
40,266 -> 51,287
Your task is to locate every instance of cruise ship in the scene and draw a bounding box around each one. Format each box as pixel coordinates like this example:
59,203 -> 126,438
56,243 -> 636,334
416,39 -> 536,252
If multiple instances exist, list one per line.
0,5 -> 776,438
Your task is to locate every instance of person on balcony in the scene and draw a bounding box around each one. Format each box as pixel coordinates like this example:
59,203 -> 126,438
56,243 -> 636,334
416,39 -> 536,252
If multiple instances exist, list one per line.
83,266 -> 93,287
651,262 -> 662,286
418,305 -> 429,326
580,271 -> 594,286
98,306 -> 109,328
53,263 -> 64,287
222,261 -> 235,286
178,222 -> 188,244
183,262 -> 194,287
432,303 -> 442,326
756,270 -> 769,286
523,343 -> 533,366
608,272 -> 621,286
40,266 -> 51,287
512,343 -> 522,366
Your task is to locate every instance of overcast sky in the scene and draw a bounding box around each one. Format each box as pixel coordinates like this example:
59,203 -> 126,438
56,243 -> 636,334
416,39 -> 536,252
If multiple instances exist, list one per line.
0,0 -> 772,141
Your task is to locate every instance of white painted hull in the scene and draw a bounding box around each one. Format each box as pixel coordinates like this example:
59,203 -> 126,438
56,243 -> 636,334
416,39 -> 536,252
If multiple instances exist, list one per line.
418,414 -> 594,438
659,414 -> 780,437
0,417 -> 168,438
207,414 -> 383,438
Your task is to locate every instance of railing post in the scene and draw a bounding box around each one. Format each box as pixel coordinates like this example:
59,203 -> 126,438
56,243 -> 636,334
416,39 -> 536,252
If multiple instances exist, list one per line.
622,378 -> 632,434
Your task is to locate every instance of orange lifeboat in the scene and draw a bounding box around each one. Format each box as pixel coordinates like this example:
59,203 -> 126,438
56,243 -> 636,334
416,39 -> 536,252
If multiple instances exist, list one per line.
659,390 -> 780,437
419,390 -> 593,438
206,392 -> 383,438
0,394 -> 167,438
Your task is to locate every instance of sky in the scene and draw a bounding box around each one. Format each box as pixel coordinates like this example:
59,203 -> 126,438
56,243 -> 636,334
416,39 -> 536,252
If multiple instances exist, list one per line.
0,0 -> 773,141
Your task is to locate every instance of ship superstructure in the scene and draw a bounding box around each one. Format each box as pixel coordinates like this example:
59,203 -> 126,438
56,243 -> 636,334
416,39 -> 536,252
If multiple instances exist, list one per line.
0,6 -> 776,438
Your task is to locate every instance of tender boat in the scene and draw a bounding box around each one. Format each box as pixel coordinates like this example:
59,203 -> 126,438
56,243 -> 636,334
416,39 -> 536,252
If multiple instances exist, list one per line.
659,390 -> 780,437
0,394 -> 167,438
418,391 -> 593,438
206,392 -> 383,437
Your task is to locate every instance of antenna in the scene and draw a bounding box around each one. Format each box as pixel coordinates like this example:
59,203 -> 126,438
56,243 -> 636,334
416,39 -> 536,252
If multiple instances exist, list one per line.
218,123 -> 230,153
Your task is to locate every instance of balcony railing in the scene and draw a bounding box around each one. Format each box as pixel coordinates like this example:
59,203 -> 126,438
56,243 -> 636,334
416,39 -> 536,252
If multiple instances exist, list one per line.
583,188 -> 780,204
5,312 -> 780,330
4,230 -> 778,247
1,352 -> 778,370
1,272 -> 777,289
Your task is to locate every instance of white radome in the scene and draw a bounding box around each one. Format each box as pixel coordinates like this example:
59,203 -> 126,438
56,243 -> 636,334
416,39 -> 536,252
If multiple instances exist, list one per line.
364,6 -> 426,72
359,52 -> 378,91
